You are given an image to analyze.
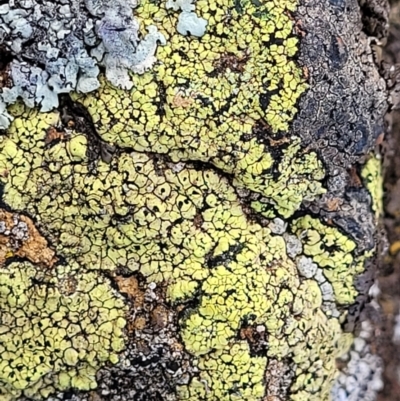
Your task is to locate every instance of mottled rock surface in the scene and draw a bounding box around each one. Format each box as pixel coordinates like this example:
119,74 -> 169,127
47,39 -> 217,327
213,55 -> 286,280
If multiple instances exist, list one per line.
0,0 -> 388,400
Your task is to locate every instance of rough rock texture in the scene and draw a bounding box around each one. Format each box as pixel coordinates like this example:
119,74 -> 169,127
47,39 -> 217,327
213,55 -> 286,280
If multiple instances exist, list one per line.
294,0 -> 386,261
0,209 -> 57,266
0,0 -> 388,400
293,2 -> 389,400
376,1 -> 400,398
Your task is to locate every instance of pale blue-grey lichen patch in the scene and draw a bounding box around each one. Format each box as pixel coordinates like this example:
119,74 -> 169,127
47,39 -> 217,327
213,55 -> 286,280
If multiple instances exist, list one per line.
165,0 -> 208,38
0,0 -> 166,128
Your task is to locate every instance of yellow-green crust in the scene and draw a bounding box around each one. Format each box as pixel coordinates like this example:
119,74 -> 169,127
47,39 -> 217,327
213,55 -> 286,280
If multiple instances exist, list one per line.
0,106 -> 365,400
0,261 -> 126,400
361,154 -> 383,218
291,216 -> 364,306
0,0 -> 374,399
73,0 -> 325,218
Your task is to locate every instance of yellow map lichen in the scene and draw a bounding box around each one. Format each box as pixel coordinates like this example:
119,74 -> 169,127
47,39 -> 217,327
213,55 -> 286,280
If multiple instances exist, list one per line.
291,216 -> 364,306
0,106 -> 363,400
74,0 -> 325,218
361,154 -> 383,218
0,261 -> 126,401
0,0 -> 370,399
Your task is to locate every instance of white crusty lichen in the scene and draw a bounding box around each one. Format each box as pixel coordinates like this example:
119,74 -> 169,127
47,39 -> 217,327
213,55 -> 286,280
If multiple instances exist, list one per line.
332,321 -> 383,401
0,99 -> 13,129
166,0 -> 208,37
95,14 -> 166,89
0,0 -> 166,129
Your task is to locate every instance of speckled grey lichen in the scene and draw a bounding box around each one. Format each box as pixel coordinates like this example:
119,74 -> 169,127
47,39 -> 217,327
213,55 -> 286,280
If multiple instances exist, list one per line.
94,8 -> 165,88
0,99 -> 13,129
332,321 -> 383,401
296,255 -> 317,279
269,218 -> 288,235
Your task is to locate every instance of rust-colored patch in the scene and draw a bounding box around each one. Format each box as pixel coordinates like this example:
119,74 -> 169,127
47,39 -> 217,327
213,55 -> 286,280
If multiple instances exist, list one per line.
325,197 -> 343,212
376,132 -> 385,145
193,212 -> 204,229
268,136 -> 291,147
240,325 -> 258,342
348,166 -> 363,187
176,304 -> 186,314
132,315 -> 147,331
0,209 -> 56,267
45,126 -> 66,145
239,323 -> 268,354
294,19 -> 306,37
0,169 -> 9,178
172,93 -> 194,108
151,305 -> 169,331
213,51 -> 250,74
114,275 -> 145,307
89,391 -> 102,401
126,320 -> 136,335
335,355 -> 350,371
390,240 -> 400,256
254,118 -> 271,133
115,275 -> 148,335
302,66 -> 309,80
